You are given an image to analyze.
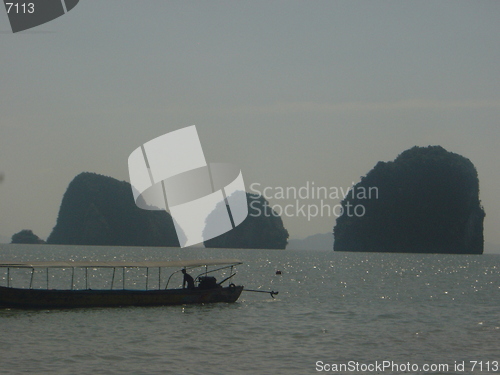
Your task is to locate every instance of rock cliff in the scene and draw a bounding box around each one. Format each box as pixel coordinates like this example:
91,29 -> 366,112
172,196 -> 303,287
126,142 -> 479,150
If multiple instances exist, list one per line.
47,172 -> 180,247
333,146 -> 485,254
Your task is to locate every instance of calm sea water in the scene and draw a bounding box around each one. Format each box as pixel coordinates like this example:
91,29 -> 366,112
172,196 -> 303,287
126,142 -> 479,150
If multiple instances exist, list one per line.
0,245 -> 498,375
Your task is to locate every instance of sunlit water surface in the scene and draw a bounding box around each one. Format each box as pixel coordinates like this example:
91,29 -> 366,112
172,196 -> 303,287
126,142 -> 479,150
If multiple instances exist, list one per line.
0,245 -> 498,374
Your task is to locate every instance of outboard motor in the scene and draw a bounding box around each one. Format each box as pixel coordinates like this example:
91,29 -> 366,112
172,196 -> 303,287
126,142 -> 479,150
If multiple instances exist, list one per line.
198,276 -> 220,289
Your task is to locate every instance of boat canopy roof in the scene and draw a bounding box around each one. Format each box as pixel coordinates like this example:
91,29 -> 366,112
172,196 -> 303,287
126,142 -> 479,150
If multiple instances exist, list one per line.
0,259 -> 242,269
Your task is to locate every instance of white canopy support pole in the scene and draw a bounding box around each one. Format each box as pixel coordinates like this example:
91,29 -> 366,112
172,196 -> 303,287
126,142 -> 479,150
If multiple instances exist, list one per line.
111,267 -> 116,290
29,268 -> 34,289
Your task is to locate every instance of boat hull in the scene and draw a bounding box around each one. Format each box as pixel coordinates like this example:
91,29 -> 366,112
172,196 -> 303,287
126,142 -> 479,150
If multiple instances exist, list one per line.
0,285 -> 244,309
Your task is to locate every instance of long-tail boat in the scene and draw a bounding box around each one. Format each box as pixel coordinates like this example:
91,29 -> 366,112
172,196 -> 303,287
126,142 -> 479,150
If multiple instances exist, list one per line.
0,259 -> 244,308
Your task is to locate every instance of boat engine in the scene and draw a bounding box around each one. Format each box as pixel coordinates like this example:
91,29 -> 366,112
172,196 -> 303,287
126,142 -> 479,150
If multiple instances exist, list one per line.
198,276 -> 220,289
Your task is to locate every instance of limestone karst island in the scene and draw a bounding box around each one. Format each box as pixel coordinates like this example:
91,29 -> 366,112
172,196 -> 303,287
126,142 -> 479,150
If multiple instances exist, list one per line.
334,146 -> 485,254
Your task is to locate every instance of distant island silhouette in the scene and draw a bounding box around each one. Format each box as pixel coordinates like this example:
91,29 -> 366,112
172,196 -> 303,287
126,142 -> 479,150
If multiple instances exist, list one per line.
47,172 -> 180,247
11,229 -> 46,244
334,146 -> 485,254
287,233 -> 333,251
203,193 -> 289,249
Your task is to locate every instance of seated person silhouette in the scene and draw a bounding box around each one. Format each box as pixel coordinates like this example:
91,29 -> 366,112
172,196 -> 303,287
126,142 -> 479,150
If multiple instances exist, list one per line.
182,269 -> 195,289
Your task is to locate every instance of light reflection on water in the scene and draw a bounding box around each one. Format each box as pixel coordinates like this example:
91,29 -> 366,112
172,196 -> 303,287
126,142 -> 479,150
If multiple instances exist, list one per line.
0,245 -> 499,375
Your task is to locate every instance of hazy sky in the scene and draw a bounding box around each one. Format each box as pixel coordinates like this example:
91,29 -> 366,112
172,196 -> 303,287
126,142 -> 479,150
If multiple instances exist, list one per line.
1,1 -> 499,245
